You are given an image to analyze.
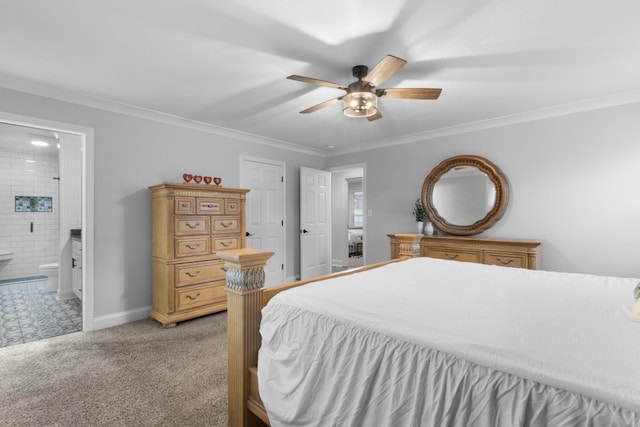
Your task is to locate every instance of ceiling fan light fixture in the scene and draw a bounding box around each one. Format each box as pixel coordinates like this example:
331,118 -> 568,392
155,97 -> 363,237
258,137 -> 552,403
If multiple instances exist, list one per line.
342,92 -> 378,118
289,55 -> 441,120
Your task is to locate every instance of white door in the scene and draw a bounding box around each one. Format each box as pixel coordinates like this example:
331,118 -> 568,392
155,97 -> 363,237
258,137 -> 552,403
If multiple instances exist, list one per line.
240,157 -> 285,287
300,167 -> 331,280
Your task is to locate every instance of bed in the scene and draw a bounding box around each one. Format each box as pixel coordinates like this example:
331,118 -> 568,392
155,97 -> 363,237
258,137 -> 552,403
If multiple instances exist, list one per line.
219,249 -> 640,427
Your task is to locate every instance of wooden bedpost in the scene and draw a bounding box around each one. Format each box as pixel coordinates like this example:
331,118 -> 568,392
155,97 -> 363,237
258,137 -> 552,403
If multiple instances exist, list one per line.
218,248 -> 274,427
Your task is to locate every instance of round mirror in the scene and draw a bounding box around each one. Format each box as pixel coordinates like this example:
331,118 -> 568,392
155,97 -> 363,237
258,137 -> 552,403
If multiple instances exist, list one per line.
421,155 -> 508,235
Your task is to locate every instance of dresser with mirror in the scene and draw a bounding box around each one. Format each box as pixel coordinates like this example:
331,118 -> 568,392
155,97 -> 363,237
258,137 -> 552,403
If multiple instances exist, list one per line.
390,155 -> 541,269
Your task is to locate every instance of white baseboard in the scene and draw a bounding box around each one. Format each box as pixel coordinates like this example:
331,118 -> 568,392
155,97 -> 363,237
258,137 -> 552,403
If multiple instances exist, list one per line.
92,305 -> 151,330
56,289 -> 77,301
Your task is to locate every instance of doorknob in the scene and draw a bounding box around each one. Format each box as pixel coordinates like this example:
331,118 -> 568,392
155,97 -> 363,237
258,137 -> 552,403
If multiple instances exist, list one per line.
246,231 -> 254,237
301,229 -> 309,234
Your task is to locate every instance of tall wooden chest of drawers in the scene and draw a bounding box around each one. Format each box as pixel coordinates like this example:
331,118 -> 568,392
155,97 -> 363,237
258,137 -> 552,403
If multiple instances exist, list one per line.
149,183 -> 249,327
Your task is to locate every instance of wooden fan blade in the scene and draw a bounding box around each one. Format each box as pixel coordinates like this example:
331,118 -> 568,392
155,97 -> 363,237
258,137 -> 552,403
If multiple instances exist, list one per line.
300,97 -> 342,114
287,75 -> 347,91
364,55 -> 407,87
376,88 -> 442,99
366,109 -> 383,122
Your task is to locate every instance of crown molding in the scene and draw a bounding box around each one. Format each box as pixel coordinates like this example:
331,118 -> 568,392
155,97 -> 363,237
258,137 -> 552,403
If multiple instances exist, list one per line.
3,74 -> 639,159
0,75 -> 325,157
332,89 -> 640,156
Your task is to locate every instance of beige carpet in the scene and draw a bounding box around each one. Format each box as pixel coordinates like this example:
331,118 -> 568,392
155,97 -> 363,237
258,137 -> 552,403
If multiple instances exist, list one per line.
0,311 -> 228,427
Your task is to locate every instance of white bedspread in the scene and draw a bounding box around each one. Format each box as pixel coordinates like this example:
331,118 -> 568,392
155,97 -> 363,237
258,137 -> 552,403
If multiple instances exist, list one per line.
258,257 -> 640,426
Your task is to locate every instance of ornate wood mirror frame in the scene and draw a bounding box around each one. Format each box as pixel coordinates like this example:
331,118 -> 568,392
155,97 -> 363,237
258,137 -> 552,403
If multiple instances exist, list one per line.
421,155 -> 508,236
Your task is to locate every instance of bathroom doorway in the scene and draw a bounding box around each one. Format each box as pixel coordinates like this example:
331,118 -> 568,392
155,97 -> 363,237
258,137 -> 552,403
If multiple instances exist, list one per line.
0,113 -> 94,347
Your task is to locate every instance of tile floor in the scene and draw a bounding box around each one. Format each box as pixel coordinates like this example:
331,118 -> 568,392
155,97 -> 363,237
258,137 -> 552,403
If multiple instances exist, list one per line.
0,278 -> 82,348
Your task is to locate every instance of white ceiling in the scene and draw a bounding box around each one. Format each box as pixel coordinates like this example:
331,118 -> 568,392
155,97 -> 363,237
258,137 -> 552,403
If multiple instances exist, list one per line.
1,0 -> 639,155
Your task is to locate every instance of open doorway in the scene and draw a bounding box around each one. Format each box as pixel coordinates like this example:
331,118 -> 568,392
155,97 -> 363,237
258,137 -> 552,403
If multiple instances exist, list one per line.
0,112 -> 94,348
330,165 -> 365,273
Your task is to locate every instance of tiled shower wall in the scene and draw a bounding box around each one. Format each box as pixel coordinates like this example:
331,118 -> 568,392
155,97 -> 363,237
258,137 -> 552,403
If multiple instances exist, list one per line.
0,148 -> 59,280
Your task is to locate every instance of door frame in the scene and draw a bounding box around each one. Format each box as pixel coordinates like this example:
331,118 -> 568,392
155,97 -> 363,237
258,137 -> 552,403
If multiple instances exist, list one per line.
330,163 -> 366,266
239,155 -> 287,284
0,111 -> 95,331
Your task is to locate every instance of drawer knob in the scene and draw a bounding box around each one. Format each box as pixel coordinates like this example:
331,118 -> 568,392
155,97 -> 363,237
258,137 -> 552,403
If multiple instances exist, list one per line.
185,292 -> 201,301
445,253 -> 459,260
186,271 -> 200,277
496,257 -> 514,265
186,243 -> 200,249
220,222 -> 233,228
220,241 -> 232,247
185,222 -> 200,229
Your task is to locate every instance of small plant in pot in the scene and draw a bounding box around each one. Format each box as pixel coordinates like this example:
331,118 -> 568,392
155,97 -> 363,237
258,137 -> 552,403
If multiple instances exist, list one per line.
413,198 -> 427,234
413,198 -> 434,235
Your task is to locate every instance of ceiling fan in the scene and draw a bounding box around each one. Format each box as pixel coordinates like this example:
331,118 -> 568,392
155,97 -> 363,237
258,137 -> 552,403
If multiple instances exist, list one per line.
287,54 -> 442,121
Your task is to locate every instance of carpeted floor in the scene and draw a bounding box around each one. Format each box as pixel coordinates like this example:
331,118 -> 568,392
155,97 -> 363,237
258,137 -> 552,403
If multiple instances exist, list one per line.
0,311 -> 228,427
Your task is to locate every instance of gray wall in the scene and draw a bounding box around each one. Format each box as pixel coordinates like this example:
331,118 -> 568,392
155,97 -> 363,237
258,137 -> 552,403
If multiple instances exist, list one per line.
3,84 -> 640,329
0,87 -> 323,322
327,101 -> 640,278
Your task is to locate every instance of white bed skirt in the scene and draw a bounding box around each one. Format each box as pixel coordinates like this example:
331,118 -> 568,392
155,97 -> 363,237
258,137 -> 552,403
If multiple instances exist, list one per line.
258,258 -> 640,426
260,305 -> 637,426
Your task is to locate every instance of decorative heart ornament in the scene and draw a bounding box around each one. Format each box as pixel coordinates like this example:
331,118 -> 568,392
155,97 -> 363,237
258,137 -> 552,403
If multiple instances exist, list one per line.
213,177 -> 222,186
203,176 -> 212,185
183,173 -> 193,183
193,175 -> 203,184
